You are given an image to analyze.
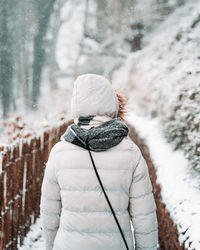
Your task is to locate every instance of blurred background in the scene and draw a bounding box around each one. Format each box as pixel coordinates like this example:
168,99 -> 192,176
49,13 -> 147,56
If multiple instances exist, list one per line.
0,0 -> 200,249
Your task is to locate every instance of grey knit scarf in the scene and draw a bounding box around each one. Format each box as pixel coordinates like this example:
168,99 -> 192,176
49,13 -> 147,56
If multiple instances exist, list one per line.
62,116 -> 128,152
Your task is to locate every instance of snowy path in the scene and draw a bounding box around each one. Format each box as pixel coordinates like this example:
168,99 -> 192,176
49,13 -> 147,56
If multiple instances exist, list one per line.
18,218 -> 45,250
126,113 -> 200,250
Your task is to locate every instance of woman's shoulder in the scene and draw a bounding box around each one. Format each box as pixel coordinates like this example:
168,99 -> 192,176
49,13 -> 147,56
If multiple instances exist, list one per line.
121,135 -> 141,153
49,135 -> 142,157
49,140 -> 82,157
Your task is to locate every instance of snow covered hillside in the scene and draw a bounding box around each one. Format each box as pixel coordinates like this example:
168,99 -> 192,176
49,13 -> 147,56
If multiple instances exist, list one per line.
112,1 -> 200,249
113,0 -> 200,172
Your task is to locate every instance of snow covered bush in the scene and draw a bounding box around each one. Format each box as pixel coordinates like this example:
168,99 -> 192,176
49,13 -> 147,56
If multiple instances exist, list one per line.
163,84 -> 200,171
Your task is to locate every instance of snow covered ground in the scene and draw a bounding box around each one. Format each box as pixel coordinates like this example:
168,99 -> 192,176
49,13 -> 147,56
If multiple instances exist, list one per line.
126,113 -> 200,250
0,95 -> 71,146
18,218 -> 44,250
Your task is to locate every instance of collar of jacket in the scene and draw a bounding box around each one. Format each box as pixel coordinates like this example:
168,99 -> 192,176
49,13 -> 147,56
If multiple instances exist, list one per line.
60,115 -> 112,142
74,115 -> 112,130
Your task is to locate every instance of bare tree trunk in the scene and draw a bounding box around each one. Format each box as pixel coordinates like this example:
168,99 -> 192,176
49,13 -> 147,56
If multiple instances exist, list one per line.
31,0 -> 56,109
73,0 -> 89,77
0,0 -> 13,118
47,0 -> 66,90
22,41 -> 31,109
96,0 -> 107,41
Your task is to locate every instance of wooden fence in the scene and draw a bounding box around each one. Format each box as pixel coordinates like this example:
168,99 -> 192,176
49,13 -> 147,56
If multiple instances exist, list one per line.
0,120 -> 72,250
0,119 -> 186,250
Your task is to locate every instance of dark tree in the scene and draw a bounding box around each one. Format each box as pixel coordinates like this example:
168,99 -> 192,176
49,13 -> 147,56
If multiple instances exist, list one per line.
31,0 -> 56,109
0,0 -> 13,118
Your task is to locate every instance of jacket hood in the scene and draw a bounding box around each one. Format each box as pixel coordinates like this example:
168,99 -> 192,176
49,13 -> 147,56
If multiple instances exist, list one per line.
70,73 -> 119,119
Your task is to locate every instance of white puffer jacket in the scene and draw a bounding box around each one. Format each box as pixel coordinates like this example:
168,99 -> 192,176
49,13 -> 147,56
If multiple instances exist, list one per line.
40,74 -> 158,250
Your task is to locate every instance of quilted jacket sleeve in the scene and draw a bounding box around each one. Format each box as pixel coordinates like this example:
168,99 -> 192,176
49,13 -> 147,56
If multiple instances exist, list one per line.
128,147 -> 158,250
40,148 -> 61,250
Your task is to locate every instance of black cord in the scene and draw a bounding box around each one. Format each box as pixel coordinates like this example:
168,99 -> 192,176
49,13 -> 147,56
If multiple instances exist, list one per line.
88,148 -> 129,250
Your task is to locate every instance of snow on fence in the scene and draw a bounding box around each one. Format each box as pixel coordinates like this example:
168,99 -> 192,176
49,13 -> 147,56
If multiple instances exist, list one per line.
0,120 -> 72,250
